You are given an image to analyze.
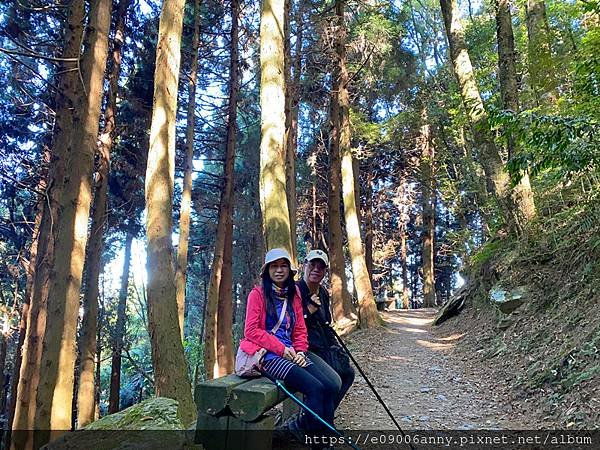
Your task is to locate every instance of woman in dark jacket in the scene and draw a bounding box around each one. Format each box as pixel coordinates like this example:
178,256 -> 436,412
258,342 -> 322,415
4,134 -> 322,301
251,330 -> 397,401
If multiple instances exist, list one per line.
297,250 -> 355,410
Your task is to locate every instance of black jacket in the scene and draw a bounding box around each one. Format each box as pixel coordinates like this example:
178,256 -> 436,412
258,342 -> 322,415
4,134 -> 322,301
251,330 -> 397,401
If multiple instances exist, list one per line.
297,280 -> 338,353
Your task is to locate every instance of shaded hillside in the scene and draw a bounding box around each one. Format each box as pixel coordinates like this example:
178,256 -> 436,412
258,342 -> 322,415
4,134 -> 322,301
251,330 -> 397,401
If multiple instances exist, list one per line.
436,183 -> 600,428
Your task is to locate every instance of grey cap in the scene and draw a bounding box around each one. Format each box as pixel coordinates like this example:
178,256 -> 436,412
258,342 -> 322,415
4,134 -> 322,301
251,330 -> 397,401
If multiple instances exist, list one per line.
304,249 -> 329,267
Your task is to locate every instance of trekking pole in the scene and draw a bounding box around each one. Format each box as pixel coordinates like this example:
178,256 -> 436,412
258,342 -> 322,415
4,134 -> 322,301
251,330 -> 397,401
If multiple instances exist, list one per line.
259,369 -> 362,450
327,324 -> 416,450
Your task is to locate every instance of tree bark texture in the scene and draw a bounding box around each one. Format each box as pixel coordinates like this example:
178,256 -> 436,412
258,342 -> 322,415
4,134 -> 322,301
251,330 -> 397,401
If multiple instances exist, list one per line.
335,0 -> 377,327
284,0 -> 302,265
495,0 -> 536,228
204,0 -> 239,379
144,0 -> 196,426
259,0 -> 293,255
525,0 -> 558,105
439,0 -> 531,235
11,4 -> 84,446
34,0 -> 112,443
108,233 -> 133,414
76,0 -> 131,428
419,106 -> 436,308
364,167 -> 374,281
327,43 -> 353,322
175,0 -> 201,342
4,152 -> 44,449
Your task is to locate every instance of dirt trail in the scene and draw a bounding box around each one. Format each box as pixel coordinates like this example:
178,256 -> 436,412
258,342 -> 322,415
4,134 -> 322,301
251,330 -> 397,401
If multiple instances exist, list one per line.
335,309 -> 534,431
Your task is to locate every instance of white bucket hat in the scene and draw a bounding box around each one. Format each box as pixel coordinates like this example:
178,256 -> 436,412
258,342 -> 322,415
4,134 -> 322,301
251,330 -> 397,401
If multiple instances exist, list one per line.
260,248 -> 297,276
304,249 -> 329,267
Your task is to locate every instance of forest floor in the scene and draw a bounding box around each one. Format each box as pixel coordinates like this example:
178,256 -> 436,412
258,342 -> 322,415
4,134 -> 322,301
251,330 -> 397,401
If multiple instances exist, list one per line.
334,308 -> 549,431
274,308 -> 556,449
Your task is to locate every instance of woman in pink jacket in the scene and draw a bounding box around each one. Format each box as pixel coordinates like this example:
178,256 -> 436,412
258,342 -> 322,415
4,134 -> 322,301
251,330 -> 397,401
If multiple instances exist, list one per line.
239,248 -> 339,441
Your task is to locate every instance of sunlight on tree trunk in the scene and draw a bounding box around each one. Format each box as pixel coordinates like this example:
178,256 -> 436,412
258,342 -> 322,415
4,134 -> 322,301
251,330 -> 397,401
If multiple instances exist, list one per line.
11,3 -> 84,446
33,0 -> 112,444
332,0 -> 366,325
439,0 -> 532,236
144,0 -> 196,426
76,0 -> 131,428
259,0 -> 293,255
175,0 -> 201,342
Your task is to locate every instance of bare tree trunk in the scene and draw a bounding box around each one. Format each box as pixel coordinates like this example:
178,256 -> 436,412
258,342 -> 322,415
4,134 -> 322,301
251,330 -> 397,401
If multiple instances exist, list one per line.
108,233 -> 133,414
204,0 -> 239,380
283,0 -> 296,263
439,0 -> 532,235
328,91 -> 353,321
364,168 -> 374,281
76,0 -> 131,428
420,105 -> 436,308
11,3 -> 84,446
525,0 -> 558,105
94,317 -> 101,421
175,0 -> 202,341
495,0 -> 536,226
259,0 -> 293,254
34,0 -> 112,444
144,0 -> 196,426
335,0 -> 378,328
4,156 -> 45,448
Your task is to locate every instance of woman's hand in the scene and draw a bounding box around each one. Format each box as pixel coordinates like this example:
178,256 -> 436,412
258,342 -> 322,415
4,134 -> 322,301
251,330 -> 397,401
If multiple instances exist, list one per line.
293,351 -> 308,367
282,346 -> 297,361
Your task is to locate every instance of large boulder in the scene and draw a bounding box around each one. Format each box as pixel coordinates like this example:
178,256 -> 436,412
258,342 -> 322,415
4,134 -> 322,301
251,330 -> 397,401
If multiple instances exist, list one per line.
44,397 -> 194,450
489,285 -> 527,314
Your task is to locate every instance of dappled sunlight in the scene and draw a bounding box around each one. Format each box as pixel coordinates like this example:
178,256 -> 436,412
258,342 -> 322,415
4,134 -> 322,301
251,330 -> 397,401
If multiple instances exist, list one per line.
416,338 -> 456,352
399,327 -> 428,334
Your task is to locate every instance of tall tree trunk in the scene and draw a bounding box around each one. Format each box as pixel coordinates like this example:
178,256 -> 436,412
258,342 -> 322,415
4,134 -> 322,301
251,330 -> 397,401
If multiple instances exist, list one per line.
108,233 -> 133,414
284,0 -> 303,265
34,0 -> 112,444
0,333 -> 7,404
439,0 -> 531,235
204,0 -> 239,380
400,222 -> 409,309
495,0 -> 536,227
328,79 -> 353,321
364,166 -> 374,280
76,0 -> 131,428
259,0 -> 293,254
4,153 -> 45,449
335,0 -> 378,328
144,0 -> 196,426
525,0 -> 558,105
283,0 -> 296,263
420,105 -> 436,308
94,317 -> 101,421
11,3 -> 85,446
175,0 -> 201,341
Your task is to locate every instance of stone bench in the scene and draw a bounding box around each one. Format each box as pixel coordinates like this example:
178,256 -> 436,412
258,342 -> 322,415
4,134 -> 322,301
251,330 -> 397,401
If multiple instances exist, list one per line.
195,374 -> 298,450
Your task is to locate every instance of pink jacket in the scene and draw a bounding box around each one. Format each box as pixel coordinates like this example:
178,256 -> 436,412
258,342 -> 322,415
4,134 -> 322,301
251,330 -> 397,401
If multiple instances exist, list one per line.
239,286 -> 308,356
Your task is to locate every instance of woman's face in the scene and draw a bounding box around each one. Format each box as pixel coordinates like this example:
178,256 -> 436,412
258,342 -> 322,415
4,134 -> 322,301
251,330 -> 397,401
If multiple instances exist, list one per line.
268,258 -> 290,287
